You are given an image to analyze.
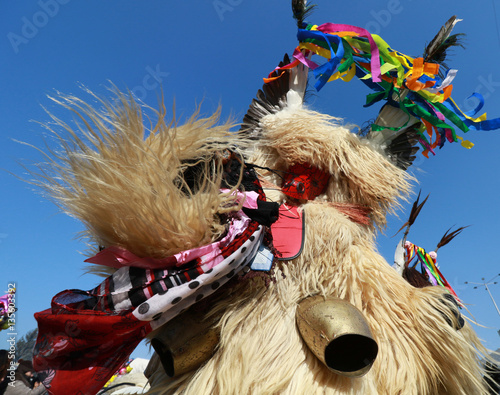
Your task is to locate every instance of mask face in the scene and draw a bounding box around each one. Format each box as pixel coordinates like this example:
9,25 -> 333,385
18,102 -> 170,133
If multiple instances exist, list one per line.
281,163 -> 330,200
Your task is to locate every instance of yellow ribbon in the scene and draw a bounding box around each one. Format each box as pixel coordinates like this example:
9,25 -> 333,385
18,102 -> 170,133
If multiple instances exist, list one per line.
329,62 -> 356,82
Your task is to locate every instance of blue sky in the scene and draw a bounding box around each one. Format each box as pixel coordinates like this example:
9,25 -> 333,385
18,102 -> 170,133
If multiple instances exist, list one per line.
1,0 -> 500,361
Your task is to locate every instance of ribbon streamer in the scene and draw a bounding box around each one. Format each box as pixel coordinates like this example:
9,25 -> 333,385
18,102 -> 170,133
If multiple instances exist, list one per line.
266,20 -> 500,157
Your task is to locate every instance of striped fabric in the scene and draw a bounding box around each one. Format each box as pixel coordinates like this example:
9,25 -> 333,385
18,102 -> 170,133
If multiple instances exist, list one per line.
33,157 -> 273,395
33,211 -> 264,395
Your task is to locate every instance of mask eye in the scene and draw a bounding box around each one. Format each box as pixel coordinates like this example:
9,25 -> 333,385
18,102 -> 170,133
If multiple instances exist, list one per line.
296,182 -> 305,195
281,163 -> 330,200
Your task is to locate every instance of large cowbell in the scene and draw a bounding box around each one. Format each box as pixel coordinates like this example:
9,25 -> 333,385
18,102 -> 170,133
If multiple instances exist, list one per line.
296,296 -> 379,377
148,309 -> 220,378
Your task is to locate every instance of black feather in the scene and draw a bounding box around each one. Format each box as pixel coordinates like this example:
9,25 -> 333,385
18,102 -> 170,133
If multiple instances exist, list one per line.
424,16 -> 458,60
408,191 -> 429,229
292,0 -> 317,28
240,53 -> 307,139
435,226 -> 469,252
262,83 -> 280,107
424,16 -> 466,77
394,191 -> 429,240
256,90 -> 277,113
385,122 -> 421,170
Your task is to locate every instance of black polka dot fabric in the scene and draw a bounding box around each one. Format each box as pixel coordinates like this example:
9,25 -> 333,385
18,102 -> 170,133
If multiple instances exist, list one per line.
134,224 -> 264,329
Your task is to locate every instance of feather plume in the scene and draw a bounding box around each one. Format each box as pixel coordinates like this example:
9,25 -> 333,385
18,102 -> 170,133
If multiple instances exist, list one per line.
394,191 -> 429,241
383,121 -> 421,170
367,94 -> 422,170
424,16 -> 465,76
291,0 -> 316,28
435,225 -> 469,252
367,16 -> 465,167
240,53 -> 308,140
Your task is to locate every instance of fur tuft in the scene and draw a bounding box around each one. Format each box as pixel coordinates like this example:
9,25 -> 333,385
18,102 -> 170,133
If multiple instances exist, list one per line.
28,89 -> 244,259
249,107 -> 414,229
28,84 -> 490,394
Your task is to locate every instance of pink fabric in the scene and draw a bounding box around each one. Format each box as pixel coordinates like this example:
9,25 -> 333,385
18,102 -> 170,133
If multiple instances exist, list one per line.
293,48 -> 320,70
85,199 -> 257,270
85,247 -> 175,269
220,189 -> 260,209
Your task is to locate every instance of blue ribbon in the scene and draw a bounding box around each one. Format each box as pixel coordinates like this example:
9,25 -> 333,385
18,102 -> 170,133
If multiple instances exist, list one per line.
442,95 -> 500,131
462,92 -> 484,117
297,29 -> 345,91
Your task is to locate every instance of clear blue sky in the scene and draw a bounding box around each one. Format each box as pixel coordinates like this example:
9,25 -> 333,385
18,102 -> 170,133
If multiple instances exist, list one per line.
1,0 -> 500,361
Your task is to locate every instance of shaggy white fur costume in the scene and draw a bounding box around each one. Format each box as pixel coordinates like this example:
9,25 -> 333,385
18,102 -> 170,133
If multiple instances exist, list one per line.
144,97 -> 490,395
31,88 -> 491,394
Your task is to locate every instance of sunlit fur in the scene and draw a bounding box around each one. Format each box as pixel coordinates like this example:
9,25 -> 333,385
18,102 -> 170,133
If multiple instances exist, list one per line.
252,107 -> 411,229
29,88 -> 492,394
29,90 -> 244,261
147,104 -> 492,394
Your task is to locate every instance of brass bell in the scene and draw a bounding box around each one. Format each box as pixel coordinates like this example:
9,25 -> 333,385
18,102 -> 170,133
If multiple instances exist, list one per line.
296,295 -> 378,377
148,309 -> 220,377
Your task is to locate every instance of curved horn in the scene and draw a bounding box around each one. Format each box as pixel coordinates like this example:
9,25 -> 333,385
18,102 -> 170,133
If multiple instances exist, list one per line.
296,295 -> 378,377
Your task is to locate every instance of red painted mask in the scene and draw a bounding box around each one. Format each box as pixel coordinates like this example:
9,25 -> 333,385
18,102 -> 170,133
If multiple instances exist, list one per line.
281,163 -> 330,200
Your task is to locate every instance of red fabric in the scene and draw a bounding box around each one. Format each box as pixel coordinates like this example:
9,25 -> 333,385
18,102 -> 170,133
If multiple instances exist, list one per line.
85,245 -> 177,269
270,205 -> 304,259
33,291 -> 151,395
33,220 -> 263,395
281,163 -> 330,200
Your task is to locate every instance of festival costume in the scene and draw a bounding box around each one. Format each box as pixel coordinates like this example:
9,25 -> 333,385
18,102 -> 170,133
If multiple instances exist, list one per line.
31,2 -> 500,394
33,162 -> 275,394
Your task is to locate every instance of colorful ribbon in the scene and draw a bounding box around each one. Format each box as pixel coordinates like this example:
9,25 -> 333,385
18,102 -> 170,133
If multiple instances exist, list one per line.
266,21 -> 500,157
405,241 -> 460,303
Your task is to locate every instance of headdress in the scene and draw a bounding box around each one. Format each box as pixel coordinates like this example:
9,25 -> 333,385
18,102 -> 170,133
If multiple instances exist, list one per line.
255,2 -> 500,170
